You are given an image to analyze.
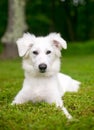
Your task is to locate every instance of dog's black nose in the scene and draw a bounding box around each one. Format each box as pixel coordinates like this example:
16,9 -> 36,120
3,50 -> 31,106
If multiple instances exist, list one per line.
39,63 -> 47,73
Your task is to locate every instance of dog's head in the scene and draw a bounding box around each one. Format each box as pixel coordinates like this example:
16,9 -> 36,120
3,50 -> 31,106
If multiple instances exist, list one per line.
16,33 -> 67,76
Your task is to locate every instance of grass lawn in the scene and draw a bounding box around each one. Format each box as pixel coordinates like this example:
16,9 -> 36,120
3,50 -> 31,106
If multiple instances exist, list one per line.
0,41 -> 94,130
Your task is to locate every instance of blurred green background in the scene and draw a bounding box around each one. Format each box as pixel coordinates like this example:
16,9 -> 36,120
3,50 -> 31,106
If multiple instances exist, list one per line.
0,0 -> 94,41
0,0 -> 94,58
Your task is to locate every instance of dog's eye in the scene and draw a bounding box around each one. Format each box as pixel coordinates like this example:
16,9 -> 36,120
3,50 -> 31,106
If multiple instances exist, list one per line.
46,50 -> 51,55
32,51 -> 39,55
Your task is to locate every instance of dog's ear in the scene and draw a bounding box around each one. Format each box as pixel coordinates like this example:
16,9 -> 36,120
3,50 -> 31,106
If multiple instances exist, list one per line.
16,33 -> 35,57
48,33 -> 67,50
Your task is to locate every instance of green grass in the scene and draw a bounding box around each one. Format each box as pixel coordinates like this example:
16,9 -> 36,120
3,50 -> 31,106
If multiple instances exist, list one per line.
0,42 -> 94,130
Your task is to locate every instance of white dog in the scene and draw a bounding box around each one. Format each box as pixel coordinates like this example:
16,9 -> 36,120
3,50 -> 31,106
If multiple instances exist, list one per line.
12,33 -> 80,119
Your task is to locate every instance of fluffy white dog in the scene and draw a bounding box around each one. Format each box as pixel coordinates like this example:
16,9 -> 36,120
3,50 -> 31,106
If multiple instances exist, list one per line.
12,33 -> 80,119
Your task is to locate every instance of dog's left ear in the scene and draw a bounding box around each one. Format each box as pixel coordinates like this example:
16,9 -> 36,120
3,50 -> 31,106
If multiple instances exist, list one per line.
48,33 -> 67,50
16,33 -> 35,57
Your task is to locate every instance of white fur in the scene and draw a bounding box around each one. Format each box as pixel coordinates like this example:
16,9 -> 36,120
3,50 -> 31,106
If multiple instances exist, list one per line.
12,33 -> 80,119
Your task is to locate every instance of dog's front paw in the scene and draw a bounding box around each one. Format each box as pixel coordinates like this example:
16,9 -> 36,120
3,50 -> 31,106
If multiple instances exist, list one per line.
11,100 -> 23,105
11,100 -> 18,105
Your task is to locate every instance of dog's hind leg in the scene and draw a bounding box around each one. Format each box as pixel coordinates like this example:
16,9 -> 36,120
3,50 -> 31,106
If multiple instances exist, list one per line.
56,99 -> 72,119
61,106 -> 72,119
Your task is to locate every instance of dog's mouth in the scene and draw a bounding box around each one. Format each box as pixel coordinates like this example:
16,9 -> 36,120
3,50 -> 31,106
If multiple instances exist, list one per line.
39,69 -> 46,73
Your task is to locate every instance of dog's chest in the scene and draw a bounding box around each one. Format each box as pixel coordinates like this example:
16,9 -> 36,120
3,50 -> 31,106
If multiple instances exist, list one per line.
31,86 -> 47,102
26,76 -> 59,102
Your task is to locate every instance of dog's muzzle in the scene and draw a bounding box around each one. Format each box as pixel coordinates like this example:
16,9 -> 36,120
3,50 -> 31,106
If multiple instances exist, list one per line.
39,63 -> 47,73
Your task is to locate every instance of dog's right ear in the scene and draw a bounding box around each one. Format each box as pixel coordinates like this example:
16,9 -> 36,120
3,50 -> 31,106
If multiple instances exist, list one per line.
16,33 -> 35,57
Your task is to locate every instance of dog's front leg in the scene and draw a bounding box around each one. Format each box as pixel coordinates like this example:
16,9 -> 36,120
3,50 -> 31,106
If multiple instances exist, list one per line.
11,90 -> 28,105
56,99 -> 72,119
